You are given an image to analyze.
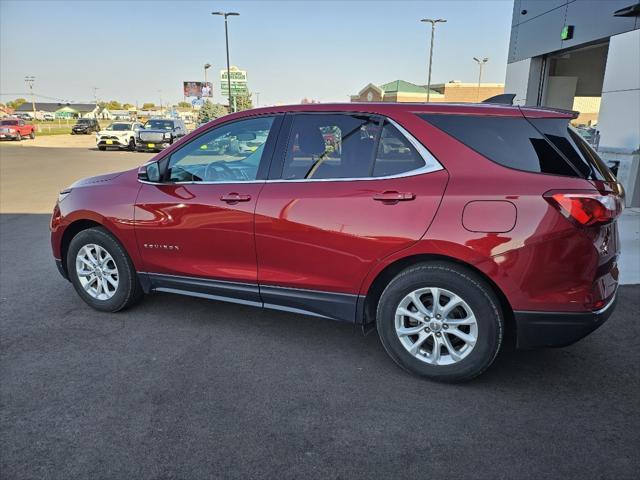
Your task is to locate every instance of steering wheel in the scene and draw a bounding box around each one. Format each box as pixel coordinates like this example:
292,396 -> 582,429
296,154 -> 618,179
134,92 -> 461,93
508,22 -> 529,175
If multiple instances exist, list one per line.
204,161 -> 236,181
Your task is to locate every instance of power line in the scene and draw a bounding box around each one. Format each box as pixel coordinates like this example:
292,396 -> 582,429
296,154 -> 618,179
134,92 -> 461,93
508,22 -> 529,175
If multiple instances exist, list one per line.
0,92 -> 75,102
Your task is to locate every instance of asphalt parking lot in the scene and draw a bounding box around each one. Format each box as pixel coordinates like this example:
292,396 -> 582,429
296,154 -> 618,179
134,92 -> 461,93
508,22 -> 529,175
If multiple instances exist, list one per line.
1,145 -> 639,479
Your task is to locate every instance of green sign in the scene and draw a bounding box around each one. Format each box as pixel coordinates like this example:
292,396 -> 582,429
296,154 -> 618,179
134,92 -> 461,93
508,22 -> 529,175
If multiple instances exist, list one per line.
561,25 -> 574,40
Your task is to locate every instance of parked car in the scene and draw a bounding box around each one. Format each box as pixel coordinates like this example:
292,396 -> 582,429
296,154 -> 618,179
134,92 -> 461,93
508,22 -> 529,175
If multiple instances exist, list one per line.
42,113 -> 55,122
50,103 -> 623,382
96,121 -> 143,151
71,118 -> 100,135
0,117 -> 35,141
136,118 -> 187,152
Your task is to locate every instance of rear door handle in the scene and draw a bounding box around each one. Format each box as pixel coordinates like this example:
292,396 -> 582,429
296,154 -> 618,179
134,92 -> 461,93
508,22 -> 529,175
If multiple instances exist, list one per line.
373,191 -> 416,203
220,193 -> 252,203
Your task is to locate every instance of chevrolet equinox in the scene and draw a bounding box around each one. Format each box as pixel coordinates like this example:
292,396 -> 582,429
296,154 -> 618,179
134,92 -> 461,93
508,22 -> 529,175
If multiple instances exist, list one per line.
50,102 -> 622,382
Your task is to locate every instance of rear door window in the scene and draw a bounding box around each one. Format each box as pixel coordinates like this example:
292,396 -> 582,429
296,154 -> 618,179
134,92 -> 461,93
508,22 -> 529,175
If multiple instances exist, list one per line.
282,114 -> 379,180
420,114 -> 577,177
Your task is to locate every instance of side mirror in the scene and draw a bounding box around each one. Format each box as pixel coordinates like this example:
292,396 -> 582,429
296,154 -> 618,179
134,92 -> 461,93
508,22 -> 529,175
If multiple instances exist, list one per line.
138,162 -> 161,183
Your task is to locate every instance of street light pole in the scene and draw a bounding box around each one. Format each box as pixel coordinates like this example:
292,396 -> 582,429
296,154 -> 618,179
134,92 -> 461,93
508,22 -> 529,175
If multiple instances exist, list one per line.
473,57 -> 489,102
204,63 -> 211,84
254,92 -> 260,107
421,18 -> 446,103
212,11 -> 239,113
24,76 -> 36,120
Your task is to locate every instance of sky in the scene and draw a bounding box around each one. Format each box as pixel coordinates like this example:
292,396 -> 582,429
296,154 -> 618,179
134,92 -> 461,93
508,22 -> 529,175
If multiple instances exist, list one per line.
0,0 -> 514,107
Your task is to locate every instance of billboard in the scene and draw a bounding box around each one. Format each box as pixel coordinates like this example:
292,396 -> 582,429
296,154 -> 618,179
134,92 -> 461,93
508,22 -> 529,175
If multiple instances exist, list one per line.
183,81 -> 213,98
220,66 -> 248,96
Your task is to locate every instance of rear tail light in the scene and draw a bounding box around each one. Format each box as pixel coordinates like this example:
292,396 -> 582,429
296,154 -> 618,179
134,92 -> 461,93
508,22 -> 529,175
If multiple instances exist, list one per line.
544,190 -> 623,227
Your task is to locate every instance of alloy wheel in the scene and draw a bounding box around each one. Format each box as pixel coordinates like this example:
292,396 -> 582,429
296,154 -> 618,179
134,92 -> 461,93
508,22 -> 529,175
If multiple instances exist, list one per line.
75,244 -> 119,300
395,287 -> 478,366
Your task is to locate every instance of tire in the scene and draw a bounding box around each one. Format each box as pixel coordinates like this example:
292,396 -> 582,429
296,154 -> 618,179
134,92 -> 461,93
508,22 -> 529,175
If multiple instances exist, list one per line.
66,227 -> 143,312
29,130 -> 35,139
98,146 -> 106,151
128,138 -> 135,151
14,133 -> 21,141
376,262 -> 503,383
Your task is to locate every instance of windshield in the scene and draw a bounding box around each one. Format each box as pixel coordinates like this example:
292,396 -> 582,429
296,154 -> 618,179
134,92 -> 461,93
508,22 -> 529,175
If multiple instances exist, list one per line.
144,120 -> 174,130
77,119 -> 92,124
0,120 -> 18,125
106,123 -> 132,131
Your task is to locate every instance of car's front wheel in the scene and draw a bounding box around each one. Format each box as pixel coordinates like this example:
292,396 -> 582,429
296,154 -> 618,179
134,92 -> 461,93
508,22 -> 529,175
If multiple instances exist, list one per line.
67,227 -> 142,312
14,133 -> 21,141
377,262 -> 503,382
29,131 -> 35,139
128,138 -> 135,151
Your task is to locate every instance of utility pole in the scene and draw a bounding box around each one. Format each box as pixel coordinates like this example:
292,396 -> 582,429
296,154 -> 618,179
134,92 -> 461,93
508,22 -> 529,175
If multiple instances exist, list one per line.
24,76 -> 36,120
158,90 -> 163,116
420,18 -> 447,103
91,86 -> 100,104
473,57 -> 489,102
254,92 -> 260,107
212,11 -> 239,112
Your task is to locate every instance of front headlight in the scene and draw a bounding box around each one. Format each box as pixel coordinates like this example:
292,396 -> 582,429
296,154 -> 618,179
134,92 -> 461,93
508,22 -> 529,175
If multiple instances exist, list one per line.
164,132 -> 171,139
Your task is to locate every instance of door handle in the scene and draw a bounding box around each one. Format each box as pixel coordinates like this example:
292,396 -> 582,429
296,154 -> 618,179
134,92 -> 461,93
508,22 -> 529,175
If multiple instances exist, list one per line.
220,193 -> 252,203
373,191 -> 416,203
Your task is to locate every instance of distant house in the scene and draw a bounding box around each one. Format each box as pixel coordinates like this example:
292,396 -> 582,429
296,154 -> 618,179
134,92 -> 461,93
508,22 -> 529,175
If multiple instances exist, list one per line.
350,79 -> 504,103
15,102 -> 100,119
350,80 -> 443,103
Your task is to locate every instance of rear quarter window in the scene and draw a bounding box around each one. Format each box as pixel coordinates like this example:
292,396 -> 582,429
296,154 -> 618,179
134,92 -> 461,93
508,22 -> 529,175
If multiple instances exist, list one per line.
419,114 -> 577,177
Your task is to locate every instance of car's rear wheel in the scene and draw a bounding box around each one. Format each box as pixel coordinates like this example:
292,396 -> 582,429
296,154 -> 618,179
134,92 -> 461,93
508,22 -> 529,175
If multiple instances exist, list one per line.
29,131 -> 35,139
67,227 -> 142,312
377,262 -> 503,382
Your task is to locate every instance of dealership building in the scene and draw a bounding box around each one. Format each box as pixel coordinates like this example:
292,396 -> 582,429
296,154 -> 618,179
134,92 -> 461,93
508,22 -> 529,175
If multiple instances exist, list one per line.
505,0 -> 640,206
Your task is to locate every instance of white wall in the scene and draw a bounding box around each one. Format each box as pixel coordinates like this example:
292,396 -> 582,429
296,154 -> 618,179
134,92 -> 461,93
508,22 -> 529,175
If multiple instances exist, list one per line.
504,57 -> 544,105
505,59 -> 531,105
597,29 -> 640,151
597,28 -> 640,208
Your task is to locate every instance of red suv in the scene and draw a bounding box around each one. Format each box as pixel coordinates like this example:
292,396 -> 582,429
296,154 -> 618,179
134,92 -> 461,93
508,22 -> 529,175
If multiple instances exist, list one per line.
50,103 -> 622,382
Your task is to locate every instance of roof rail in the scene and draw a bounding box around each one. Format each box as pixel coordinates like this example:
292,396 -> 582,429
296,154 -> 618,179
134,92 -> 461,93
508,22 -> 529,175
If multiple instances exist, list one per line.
482,93 -> 516,105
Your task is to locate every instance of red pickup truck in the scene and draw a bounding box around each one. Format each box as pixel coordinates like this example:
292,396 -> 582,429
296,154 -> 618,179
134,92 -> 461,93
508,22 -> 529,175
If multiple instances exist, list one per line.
0,118 -> 36,141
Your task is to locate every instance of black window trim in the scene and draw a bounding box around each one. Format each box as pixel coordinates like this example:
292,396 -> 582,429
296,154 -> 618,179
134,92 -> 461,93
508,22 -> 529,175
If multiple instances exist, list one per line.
267,111 -> 443,183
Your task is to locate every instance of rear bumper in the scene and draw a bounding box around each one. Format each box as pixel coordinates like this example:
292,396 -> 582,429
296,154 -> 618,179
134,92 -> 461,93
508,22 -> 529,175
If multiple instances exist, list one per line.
514,293 -> 617,349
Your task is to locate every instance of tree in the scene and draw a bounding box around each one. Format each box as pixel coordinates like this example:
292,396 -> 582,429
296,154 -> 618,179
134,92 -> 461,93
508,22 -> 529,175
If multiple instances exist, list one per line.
142,103 -> 156,110
7,98 -> 27,110
234,92 -> 253,112
106,100 -> 122,110
197,100 -> 228,124
177,101 -> 191,108
122,103 -> 134,110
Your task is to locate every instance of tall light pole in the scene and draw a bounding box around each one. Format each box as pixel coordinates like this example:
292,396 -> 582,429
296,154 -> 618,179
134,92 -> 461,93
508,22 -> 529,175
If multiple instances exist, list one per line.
204,63 -> 212,84
473,57 -> 489,102
212,11 -> 239,112
158,89 -> 163,116
24,76 -> 36,120
254,92 -> 260,107
421,18 -> 446,103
